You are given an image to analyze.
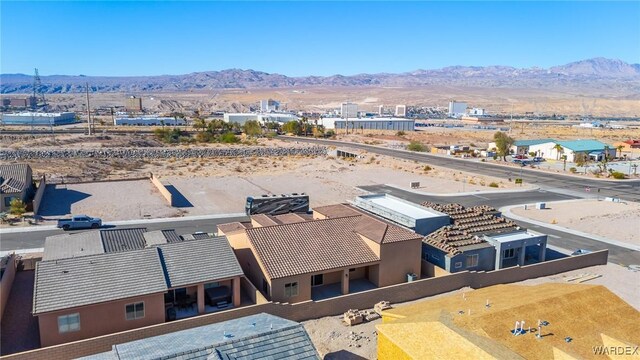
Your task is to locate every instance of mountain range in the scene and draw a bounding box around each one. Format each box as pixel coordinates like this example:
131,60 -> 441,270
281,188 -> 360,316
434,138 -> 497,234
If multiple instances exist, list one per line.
2,58 -> 639,94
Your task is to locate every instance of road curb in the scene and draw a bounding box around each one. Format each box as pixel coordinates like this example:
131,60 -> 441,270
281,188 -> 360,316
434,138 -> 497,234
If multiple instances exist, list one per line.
500,203 -> 640,252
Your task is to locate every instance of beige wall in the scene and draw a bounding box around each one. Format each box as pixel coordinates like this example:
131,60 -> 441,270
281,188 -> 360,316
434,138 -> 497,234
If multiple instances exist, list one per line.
149,173 -> 173,206
271,274 -> 312,303
0,255 -> 17,321
32,175 -> 46,215
37,293 -> 166,347
226,232 -> 271,299
377,239 -> 422,287
5,250 -> 608,360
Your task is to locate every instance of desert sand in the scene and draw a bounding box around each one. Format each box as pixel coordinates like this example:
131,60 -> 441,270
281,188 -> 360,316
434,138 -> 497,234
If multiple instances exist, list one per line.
512,200 -> 640,246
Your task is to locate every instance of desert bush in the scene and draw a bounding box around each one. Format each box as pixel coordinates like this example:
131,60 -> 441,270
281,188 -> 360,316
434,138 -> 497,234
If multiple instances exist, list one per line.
396,131 -> 406,137
407,141 -> 426,152
611,171 -> 626,179
423,165 -> 432,171
488,182 -> 499,188
219,132 -> 240,144
569,167 -> 577,173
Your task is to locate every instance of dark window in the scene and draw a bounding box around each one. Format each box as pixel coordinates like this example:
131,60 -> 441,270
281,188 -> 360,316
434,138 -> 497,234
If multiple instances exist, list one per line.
125,302 -> 144,320
311,274 -> 324,286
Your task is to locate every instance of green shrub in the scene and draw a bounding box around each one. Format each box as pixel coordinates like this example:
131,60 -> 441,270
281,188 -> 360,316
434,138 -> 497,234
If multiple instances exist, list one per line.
423,165 -> 432,171
569,167 -> 577,173
407,141 -> 426,152
611,171 -> 626,179
488,182 -> 499,188
396,131 -> 406,137
219,132 -> 240,143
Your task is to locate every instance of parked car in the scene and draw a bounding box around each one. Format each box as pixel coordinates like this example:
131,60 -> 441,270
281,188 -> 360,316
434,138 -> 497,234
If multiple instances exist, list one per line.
57,215 -> 102,231
533,157 -> 545,162
514,154 -> 528,159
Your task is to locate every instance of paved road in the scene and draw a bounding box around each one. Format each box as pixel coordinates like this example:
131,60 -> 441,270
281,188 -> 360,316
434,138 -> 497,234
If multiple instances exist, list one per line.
281,137 -> 640,202
0,216 -> 247,252
358,185 -> 579,209
357,185 -> 639,266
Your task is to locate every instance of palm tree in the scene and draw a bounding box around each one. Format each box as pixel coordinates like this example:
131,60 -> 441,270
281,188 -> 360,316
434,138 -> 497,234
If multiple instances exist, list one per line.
553,144 -> 564,160
616,145 -> 624,159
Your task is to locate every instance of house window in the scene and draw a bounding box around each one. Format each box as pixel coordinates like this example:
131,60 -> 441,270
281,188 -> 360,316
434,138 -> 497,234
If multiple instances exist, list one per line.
58,313 -> 80,333
349,268 -> 356,272
454,262 -> 463,269
466,254 -> 479,268
284,282 -> 298,297
504,248 -> 516,259
204,282 -> 220,289
125,302 -> 145,320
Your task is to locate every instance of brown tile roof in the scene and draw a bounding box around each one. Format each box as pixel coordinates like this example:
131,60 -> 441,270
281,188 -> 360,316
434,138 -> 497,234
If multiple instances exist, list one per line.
251,214 -> 279,227
217,222 -> 249,234
245,216 -> 380,279
313,204 -> 361,218
273,213 -> 308,224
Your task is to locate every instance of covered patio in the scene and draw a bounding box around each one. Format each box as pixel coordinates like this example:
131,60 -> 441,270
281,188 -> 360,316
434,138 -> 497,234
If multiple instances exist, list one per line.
311,278 -> 377,301
164,278 -> 240,321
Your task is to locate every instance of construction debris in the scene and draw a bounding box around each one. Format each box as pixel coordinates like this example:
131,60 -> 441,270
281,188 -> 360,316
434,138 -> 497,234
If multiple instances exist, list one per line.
374,301 -> 392,315
343,309 -> 364,326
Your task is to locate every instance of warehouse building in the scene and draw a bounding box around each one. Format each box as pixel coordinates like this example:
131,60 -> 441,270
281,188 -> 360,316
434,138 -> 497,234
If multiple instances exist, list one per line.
1,112 -> 76,126
114,117 -> 185,126
223,112 -> 298,125
333,118 -> 415,131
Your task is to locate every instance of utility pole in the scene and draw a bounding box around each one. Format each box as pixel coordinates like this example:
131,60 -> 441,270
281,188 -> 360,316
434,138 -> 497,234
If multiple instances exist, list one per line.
85,82 -> 92,135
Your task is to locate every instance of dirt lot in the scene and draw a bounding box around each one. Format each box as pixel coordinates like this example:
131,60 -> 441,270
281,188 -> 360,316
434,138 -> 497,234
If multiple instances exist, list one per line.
512,200 -> 640,246
303,262 -> 640,359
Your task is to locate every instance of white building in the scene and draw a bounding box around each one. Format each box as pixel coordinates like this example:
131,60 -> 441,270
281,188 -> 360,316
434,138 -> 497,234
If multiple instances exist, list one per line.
448,101 -> 467,118
223,113 -> 298,125
1,112 -> 76,126
259,99 -> 280,112
468,108 -> 485,116
378,105 -> 384,116
341,103 -> 358,118
395,105 -> 406,117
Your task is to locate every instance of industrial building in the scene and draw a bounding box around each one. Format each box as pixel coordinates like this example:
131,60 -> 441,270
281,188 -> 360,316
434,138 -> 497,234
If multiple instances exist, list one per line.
125,96 -> 143,113
2,97 -> 37,109
352,194 -> 450,236
448,101 -> 467,118
1,112 -> 76,126
114,117 -> 185,126
333,118 -> 415,131
340,102 -> 358,118
259,99 -> 280,112
395,105 -> 406,117
223,112 -> 298,125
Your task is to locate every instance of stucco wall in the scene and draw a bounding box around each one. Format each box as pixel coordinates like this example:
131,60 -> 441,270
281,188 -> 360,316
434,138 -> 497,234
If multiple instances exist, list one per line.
149,173 -> 173,206
38,293 -> 166,347
32,175 -> 46,215
377,239 -> 422,287
3,250 -> 607,360
0,255 -> 17,321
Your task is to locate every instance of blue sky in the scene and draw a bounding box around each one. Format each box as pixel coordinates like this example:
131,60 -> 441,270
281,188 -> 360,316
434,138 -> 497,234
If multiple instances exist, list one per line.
1,1 -> 639,76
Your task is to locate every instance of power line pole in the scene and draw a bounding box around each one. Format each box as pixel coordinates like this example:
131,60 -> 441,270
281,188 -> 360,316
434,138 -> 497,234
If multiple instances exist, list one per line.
85,82 -> 92,135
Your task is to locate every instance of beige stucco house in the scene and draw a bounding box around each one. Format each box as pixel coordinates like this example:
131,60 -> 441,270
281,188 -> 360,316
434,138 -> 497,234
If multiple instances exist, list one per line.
0,164 -> 34,212
218,204 -> 422,304
34,230 -> 244,347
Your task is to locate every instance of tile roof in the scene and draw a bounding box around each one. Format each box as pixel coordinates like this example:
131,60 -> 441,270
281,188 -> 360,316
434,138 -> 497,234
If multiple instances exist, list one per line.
251,214 -> 280,227
0,164 -> 30,194
43,232 -> 103,261
33,248 -> 168,314
217,222 -> 249,234
82,313 -> 319,360
246,216 -> 380,279
272,213 -> 309,224
101,228 -> 147,253
313,204 -> 361,218
158,237 -> 243,288
142,229 -> 182,246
